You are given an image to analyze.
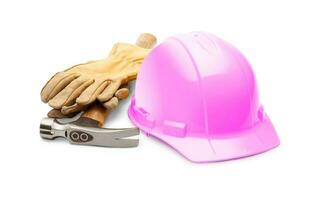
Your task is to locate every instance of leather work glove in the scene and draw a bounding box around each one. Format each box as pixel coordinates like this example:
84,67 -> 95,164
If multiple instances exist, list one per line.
41,33 -> 156,116
46,84 -> 129,118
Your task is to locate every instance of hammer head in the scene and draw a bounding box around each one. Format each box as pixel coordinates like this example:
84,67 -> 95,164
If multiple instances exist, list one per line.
40,118 -> 139,148
40,118 -> 60,140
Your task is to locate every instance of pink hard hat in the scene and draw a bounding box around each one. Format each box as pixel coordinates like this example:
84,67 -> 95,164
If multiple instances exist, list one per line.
128,32 -> 280,163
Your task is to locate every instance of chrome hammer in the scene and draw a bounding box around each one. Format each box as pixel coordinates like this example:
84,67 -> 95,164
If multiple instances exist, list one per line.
40,103 -> 139,147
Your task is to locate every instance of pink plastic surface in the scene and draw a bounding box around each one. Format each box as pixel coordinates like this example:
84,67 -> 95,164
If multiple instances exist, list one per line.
128,32 -> 280,163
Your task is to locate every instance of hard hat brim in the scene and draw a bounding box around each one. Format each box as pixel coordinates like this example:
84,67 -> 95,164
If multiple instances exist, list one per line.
128,99 -> 280,163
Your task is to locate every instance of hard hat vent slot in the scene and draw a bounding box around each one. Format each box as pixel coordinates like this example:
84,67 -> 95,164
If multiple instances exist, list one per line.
131,98 -> 155,128
257,106 -> 265,122
163,120 -> 187,138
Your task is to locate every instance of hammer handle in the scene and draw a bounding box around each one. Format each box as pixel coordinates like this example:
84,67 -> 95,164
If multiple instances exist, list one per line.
81,103 -> 109,127
81,33 -> 157,127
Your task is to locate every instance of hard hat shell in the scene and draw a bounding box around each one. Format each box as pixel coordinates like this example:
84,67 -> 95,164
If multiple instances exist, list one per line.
128,32 -> 280,163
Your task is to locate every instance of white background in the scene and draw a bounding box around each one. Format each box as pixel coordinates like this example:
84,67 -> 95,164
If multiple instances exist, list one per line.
0,0 -> 314,199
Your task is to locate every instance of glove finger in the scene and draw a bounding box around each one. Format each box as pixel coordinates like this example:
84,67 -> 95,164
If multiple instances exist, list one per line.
41,72 -> 64,102
41,73 -> 80,103
63,79 -> 95,106
115,88 -> 129,100
76,80 -> 110,106
61,103 -> 85,115
48,77 -> 93,109
97,80 -> 122,102
103,96 -> 119,110
47,109 -> 78,118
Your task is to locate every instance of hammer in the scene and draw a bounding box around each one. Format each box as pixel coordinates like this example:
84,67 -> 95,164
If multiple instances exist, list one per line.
39,33 -> 157,147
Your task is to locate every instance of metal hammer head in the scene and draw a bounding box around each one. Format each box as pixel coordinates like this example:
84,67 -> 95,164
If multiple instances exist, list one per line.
40,118 -> 58,140
40,118 -> 139,148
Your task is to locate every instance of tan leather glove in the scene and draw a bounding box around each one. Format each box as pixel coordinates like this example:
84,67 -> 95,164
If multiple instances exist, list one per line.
41,34 -> 156,115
